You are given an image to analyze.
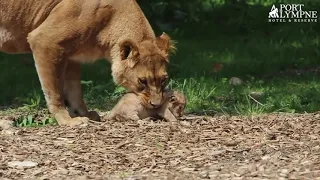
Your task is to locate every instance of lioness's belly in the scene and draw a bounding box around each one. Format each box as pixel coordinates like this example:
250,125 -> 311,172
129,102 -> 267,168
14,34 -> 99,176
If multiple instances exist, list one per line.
0,0 -> 61,54
0,26 -> 31,53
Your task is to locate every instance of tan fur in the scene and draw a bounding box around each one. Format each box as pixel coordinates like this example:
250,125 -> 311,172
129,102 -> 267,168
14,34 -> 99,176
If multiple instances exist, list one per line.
0,0 -> 175,125
167,90 -> 187,117
106,90 -> 186,122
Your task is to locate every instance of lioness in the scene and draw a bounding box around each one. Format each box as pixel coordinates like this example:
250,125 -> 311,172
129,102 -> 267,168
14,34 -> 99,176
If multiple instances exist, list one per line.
106,90 -> 186,122
0,0 -> 175,126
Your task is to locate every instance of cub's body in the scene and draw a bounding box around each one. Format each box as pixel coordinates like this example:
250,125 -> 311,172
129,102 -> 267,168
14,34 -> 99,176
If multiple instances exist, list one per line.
107,90 -> 186,122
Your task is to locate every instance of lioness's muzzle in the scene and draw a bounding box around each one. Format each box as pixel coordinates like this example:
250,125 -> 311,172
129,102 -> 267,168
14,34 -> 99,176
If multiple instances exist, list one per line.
148,92 -> 163,108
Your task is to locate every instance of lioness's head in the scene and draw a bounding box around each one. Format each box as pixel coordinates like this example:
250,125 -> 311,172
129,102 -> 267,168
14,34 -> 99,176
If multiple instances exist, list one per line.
112,33 -> 176,108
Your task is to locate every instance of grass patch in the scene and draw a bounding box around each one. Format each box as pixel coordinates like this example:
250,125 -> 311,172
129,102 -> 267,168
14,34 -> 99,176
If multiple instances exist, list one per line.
13,115 -> 57,127
168,78 -> 216,113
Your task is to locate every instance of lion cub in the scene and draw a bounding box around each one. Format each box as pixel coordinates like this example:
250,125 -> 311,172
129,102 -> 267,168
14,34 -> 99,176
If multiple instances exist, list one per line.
106,90 -> 186,122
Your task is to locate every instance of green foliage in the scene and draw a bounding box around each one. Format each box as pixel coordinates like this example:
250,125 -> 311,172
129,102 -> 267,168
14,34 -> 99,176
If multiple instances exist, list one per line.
234,94 -> 266,116
168,78 -> 216,112
13,115 -> 57,127
0,0 -> 319,120
139,0 -> 320,37
138,0 -> 216,33
21,91 -> 42,110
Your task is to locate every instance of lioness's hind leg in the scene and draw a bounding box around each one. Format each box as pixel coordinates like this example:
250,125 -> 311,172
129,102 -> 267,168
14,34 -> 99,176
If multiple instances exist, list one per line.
64,61 -> 100,121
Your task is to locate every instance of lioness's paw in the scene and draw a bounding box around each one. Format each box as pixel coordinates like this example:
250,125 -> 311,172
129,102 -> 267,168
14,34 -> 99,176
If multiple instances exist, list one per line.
55,112 -> 89,126
63,117 -> 89,126
88,111 -> 101,121
71,117 -> 89,126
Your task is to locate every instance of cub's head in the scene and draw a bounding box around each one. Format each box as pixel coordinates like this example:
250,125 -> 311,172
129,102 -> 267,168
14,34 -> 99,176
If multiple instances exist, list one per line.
112,33 -> 176,108
167,90 -> 187,117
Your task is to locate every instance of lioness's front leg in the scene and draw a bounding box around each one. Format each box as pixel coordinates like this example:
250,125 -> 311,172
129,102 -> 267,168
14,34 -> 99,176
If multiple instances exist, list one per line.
25,0 -> 112,125
30,53 -> 88,125
64,61 -> 100,121
29,50 -> 89,126
26,7 -> 92,126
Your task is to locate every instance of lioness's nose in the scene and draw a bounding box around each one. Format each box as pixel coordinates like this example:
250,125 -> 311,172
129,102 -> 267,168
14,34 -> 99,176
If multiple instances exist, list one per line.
149,99 -> 161,108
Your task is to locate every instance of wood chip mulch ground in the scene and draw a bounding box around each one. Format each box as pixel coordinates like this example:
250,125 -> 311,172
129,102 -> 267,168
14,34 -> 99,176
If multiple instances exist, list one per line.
1,112 -> 320,180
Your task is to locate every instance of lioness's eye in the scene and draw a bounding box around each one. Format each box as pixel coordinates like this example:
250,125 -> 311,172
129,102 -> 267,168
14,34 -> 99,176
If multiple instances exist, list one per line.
138,78 -> 147,86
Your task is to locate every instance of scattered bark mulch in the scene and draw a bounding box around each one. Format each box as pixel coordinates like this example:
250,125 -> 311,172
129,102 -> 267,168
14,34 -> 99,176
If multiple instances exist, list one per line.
1,112 -> 320,179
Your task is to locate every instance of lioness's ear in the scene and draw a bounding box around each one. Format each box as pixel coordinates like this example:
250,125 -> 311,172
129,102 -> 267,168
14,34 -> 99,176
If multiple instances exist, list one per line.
119,39 -> 139,60
119,39 -> 139,68
156,32 -> 177,57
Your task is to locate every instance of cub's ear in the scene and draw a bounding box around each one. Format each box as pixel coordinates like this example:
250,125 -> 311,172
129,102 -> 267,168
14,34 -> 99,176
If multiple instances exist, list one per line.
156,32 -> 177,58
170,96 -> 177,103
119,39 -> 139,68
119,39 -> 139,60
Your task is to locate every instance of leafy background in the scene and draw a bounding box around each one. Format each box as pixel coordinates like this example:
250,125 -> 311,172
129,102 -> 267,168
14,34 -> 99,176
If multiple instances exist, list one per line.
0,0 -> 319,126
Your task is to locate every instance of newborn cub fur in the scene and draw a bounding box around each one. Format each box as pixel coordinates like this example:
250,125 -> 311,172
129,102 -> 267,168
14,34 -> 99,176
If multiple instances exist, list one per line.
106,90 -> 186,122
